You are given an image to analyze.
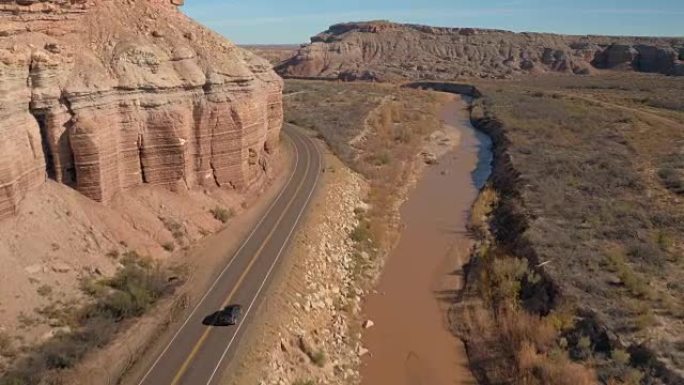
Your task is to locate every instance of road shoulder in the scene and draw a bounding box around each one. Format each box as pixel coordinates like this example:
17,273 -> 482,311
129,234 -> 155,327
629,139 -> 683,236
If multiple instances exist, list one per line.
220,141 -> 370,385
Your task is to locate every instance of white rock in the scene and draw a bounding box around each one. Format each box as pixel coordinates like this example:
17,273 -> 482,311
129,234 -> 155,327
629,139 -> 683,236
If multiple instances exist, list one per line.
362,320 -> 375,329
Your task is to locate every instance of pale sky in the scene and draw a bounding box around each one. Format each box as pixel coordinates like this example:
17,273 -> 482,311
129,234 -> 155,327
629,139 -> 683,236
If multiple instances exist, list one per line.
184,0 -> 684,44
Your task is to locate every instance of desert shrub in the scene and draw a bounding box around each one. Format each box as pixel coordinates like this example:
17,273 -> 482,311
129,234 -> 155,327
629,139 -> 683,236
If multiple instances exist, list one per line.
480,257 -> 530,306
161,217 -> 185,239
626,240 -> 665,266
210,207 -> 233,223
658,166 -> 684,195
0,332 -> 14,358
36,284 -> 52,297
293,380 -> 314,385
309,350 -> 326,367
162,242 -> 175,252
0,255 -> 173,384
604,249 -> 654,299
92,257 -> 168,320
367,151 -> 391,166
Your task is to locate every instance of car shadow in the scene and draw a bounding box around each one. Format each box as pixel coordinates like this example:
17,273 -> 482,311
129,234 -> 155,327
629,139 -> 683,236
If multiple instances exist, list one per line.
202,311 -> 221,326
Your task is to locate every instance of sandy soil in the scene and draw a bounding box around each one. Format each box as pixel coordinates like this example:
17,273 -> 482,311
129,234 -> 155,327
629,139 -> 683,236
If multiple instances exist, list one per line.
360,96 -> 484,385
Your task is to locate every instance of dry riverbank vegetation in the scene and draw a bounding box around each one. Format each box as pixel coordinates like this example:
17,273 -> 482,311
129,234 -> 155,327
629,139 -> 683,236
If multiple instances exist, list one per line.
456,73 -> 684,385
285,80 -> 449,252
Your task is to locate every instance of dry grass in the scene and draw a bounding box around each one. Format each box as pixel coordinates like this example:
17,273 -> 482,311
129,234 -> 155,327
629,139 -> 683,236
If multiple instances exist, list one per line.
284,79 -> 447,252
463,73 -> 684,384
0,255 -> 177,385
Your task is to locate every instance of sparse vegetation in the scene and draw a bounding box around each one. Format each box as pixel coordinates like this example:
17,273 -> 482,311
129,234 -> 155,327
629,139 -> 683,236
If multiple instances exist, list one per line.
286,80 -> 447,253
162,242 -> 175,252
0,254 -> 176,385
658,153 -> 684,195
161,217 -> 185,239
459,74 -> 684,385
310,350 -> 326,367
210,207 -> 234,224
292,380 -> 315,385
36,284 -> 53,297
0,332 -> 14,358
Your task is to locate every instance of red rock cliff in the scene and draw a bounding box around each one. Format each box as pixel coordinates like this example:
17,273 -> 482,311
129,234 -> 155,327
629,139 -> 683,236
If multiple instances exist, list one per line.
0,0 -> 283,218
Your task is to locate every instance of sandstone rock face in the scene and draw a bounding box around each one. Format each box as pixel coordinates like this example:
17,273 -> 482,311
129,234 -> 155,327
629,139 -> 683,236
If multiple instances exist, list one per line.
277,21 -> 684,81
0,0 -> 283,219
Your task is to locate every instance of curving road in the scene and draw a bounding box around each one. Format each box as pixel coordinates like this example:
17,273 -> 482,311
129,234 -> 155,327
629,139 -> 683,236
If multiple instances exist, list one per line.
135,125 -> 322,385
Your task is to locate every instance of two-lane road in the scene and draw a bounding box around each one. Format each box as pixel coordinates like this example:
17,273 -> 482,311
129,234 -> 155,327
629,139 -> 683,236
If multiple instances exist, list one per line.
136,125 -> 322,385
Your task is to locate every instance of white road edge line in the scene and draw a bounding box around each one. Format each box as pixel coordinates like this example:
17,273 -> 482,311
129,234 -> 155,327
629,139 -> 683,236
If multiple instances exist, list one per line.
137,132 -> 302,385
205,133 -> 322,385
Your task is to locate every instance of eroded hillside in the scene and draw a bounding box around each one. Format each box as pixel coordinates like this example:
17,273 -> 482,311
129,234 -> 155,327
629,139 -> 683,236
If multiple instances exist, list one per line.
0,0 -> 283,218
276,21 -> 684,81
0,0 -> 285,375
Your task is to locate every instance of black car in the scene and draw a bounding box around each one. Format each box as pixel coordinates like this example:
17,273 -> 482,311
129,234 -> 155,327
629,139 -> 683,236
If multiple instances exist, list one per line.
214,305 -> 242,326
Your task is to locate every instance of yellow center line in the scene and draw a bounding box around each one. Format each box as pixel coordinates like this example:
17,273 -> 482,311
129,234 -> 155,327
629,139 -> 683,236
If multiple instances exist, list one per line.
169,135 -> 311,385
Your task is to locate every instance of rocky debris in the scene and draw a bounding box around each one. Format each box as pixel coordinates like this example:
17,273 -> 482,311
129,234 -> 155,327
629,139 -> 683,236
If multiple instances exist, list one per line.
421,151 -> 438,165
259,167 -> 369,385
0,0 -> 283,220
40,326 -> 71,342
362,320 -> 374,329
50,262 -> 71,273
276,21 -> 684,80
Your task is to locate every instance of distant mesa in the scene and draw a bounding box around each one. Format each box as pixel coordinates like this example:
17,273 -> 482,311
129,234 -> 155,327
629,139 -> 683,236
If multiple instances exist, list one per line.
276,20 -> 684,81
0,0 -> 283,220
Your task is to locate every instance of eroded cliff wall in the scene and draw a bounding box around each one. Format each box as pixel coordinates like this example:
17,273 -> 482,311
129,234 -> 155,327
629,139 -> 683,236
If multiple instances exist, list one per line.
0,0 -> 283,219
277,21 -> 684,81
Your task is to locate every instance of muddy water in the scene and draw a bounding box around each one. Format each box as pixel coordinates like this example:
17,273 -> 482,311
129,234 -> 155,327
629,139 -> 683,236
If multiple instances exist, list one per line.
360,95 -> 492,385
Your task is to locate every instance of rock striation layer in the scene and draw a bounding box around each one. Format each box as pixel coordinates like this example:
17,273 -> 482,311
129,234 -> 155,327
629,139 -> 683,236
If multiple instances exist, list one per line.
0,0 -> 283,219
277,21 -> 684,81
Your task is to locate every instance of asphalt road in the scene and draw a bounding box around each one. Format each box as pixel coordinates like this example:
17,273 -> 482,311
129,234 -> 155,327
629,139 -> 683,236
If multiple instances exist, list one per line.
136,125 -> 322,385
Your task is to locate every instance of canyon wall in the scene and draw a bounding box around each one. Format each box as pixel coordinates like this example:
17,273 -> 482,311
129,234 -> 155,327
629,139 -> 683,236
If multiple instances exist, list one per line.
276,21 -> 684,81
0,0 -> 283,219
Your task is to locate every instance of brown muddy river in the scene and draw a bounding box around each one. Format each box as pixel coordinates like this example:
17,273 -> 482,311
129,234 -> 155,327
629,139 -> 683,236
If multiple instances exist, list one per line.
360,95 -> 492,385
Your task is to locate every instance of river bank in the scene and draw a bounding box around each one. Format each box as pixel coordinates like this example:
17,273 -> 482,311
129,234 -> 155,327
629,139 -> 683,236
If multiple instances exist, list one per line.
360,95 -> 492,385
